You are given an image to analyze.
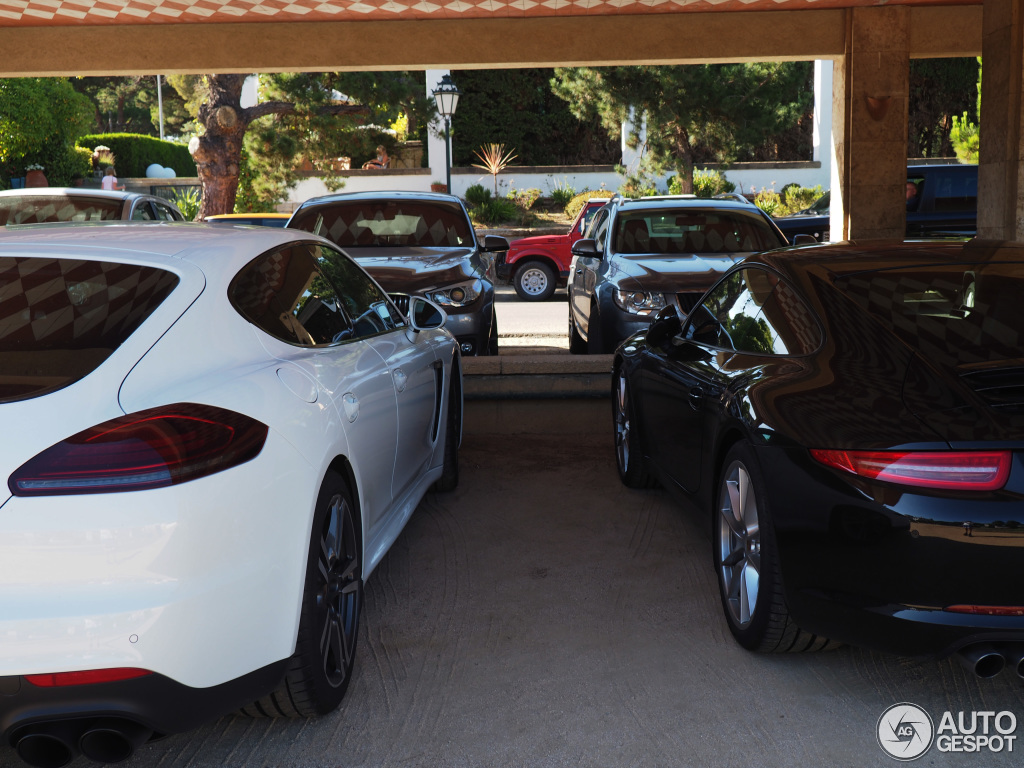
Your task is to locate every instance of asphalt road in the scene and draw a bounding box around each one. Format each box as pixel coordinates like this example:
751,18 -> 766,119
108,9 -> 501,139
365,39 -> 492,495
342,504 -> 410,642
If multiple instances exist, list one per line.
8,432 -> 1021,768
495,285 -> 569,351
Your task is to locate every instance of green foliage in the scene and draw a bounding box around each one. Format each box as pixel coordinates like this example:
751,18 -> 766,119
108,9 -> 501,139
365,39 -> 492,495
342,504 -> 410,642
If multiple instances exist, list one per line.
564,189 -> 614,219
76,133 -> 196,177
908,58 -> 980,158
669,168 -> 736,197
44,145 -> 94,187
169,187 -> 202,220
617,165 -> 660,198
548,177 -> 577,208
779,184 -> 824,214
450,69 -> 620,167
0,77 -> 94,184
471,196 -> 519,225
464,183 -> 491,207
753,189 -> 783,217
507,187 -> 542,210
949,59 -> 981,164
951,113 -> 980,164
71,76 -> 191,137
551,63 -> 812,192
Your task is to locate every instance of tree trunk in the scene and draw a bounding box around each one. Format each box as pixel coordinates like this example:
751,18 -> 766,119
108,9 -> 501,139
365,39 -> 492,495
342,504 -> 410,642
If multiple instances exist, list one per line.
671,128 -> 695,194
192,75 -> 249,219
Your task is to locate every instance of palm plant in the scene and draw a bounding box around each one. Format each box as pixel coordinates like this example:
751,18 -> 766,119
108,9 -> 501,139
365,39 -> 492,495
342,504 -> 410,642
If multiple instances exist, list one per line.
472,143 -> 517,196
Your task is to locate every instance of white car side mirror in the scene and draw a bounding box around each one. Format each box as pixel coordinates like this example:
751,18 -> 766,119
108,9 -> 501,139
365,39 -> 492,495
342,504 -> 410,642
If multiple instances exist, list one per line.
407,295 -> 448,332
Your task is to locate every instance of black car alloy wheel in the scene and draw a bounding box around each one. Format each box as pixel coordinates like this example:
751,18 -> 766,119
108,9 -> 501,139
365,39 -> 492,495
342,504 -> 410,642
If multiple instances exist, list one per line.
613,368 -> 655,489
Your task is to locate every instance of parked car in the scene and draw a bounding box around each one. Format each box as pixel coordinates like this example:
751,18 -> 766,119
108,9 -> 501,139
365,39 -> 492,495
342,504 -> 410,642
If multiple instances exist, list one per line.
496,198 -> 610,301
774,163 -> 977,243
287,191 -> 507,356
568,195 -> 789,354
612,239 -> 1024,668
0,188 -> 184,225
0,223 -> 461,767
204,212 -> 291,227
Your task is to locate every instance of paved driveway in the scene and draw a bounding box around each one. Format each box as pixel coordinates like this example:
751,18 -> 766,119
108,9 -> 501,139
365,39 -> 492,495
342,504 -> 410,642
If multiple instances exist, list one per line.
6,433 -> 1023,768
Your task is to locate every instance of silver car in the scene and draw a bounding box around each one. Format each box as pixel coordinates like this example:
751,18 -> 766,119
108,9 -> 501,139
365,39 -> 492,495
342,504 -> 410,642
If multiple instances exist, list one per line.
0,188 -> 185,225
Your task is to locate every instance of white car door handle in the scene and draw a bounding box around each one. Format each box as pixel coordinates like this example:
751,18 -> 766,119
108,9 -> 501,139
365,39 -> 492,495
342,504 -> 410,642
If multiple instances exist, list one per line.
393,368 -> 408,393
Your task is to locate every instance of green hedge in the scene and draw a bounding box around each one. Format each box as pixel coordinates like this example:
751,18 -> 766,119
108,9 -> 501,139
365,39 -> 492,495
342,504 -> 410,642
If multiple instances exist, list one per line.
76,133 -> 197,178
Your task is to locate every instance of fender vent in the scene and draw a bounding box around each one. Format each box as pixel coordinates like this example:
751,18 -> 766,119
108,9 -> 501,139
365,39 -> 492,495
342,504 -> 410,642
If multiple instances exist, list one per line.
960,366 -> 1024,411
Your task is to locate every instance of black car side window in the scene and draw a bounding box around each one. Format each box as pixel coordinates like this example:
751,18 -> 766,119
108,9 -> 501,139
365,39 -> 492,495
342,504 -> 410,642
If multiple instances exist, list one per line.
229,245 -> 352,346
312,244 -> 406,339
691,268 -> 778,355
756,277 -> 823,355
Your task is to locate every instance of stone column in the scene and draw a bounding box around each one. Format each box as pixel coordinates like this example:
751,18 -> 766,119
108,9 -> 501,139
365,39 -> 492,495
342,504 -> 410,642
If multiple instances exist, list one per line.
813,60 -> 833,191
830,7 -> 910,241
978,0 -> 1024,240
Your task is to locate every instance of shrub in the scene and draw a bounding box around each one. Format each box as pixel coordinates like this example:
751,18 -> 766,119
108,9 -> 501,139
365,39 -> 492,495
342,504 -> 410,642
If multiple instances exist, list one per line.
564,189 -> 614,219
76,133 -> 196,177
472,196 -> 519,225
779,184 -> 824,215
169,187 -> 202,221
670,168 -> 736,198
508,187 -> 542,210
549,177 -> 577,208
753,188 -> 783,217
46,145 -> 94,186
464,183 -> 491,208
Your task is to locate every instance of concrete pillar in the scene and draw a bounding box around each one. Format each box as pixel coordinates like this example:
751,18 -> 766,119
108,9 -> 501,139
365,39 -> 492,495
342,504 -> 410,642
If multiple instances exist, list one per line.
978,0 -> 1024,240
830,7 -> 910,241
426,69 -> 451,190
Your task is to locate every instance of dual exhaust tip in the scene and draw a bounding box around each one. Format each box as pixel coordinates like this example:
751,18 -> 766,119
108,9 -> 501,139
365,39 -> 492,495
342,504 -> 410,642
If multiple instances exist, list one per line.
13,718 -> 152,768
955,643 -> 1024,679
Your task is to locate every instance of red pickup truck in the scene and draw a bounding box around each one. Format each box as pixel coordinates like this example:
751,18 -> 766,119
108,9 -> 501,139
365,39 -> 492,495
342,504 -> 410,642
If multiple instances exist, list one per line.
496,198 -> 609,301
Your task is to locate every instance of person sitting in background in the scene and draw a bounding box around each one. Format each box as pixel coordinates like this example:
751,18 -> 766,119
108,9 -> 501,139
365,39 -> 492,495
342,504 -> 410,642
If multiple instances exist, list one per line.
101,167 -> 125,191
363,146 -> 390,170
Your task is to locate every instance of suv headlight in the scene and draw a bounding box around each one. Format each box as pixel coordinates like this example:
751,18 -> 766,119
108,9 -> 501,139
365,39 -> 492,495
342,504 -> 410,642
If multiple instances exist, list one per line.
427,279 -> 484,308
613,289 -> 666,316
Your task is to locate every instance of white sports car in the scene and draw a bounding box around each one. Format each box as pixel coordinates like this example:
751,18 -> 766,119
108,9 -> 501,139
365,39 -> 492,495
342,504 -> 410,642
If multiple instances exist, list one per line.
0,223 -> 461,767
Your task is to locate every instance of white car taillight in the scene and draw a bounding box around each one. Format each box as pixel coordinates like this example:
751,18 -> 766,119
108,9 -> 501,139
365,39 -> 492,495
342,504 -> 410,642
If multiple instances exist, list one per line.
9,404 -> 268,496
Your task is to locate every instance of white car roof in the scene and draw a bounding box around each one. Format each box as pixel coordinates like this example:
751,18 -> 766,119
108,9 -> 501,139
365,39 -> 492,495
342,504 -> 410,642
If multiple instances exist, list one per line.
0,221 -> 327,270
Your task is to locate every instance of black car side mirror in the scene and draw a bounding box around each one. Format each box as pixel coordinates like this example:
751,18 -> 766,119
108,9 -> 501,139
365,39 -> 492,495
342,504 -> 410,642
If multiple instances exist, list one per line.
480,235 -> 510,252
571,239 -> 600,259
645,305 -> 682,347
792,234 -> 817,246
685,304 -> 722,346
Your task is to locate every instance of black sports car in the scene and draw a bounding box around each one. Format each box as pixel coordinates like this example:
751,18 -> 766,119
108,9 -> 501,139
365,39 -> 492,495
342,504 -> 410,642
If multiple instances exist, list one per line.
612,239 -> 1024,671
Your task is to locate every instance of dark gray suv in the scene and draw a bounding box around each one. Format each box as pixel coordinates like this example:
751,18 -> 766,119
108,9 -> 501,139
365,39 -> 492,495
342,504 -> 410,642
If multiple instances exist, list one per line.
568,195 -> 788,354
287,191 -> 508,355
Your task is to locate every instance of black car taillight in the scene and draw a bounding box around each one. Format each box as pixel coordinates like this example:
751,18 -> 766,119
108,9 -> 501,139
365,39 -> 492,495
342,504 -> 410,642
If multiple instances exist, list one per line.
810,449 -> 1012,492
9,404 -> 268,496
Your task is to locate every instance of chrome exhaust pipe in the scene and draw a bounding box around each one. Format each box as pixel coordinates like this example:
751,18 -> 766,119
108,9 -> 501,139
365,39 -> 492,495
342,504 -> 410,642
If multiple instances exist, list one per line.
13,722 -> 81,768
78,719 -> 152,764
956,644 -> 1006,678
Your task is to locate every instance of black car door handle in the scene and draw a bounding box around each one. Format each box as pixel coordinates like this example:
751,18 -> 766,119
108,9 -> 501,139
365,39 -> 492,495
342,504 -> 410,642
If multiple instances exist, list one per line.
688,387 -> 704,410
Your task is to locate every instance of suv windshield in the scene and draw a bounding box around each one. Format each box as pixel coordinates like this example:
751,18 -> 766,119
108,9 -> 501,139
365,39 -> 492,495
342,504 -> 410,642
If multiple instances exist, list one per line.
613,208 -> 783,255
0,256 -> 179,402
290,200 -> 475,249
0,195 -> 123,225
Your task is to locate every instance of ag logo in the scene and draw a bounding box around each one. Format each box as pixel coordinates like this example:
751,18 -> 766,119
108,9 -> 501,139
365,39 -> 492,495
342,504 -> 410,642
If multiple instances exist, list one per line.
877,703 -> 935,761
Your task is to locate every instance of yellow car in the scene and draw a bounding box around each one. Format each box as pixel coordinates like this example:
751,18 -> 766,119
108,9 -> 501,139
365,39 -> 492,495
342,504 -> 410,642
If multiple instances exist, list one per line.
204,213 -> 291,228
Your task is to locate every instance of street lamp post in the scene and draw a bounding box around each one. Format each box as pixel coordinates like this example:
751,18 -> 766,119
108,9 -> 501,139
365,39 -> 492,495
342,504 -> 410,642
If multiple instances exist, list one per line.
432,75 -> 462,194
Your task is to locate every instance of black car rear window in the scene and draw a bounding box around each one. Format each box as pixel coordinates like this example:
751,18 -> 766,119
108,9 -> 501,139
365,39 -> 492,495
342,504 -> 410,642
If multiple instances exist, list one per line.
0,195 -> 123,225
833,262 -> 1024,368
289,200 -> 474,248
0,256 -> 179,403
614,208 -> 783,255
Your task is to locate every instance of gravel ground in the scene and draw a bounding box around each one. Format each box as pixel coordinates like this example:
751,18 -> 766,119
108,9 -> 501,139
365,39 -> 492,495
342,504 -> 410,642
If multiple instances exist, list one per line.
9,433 -> 1022,768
